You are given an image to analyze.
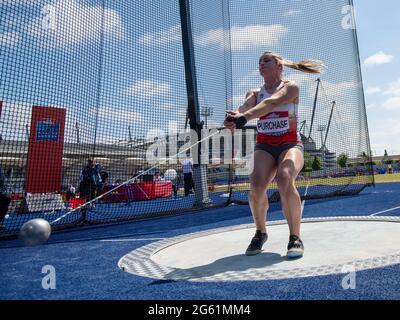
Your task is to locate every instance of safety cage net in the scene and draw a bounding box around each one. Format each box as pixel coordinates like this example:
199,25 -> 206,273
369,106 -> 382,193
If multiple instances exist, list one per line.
0,0 -> 373,238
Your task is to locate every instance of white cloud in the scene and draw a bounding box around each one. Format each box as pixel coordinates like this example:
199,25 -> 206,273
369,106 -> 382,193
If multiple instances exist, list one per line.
283,10 -> 302,17
97,106 -> 143,123
384,78 -> 400,96
125,80 -> 171,98
365,87 -> 381,95
285,72 -> 314,88
369,118 -> 400,154
368,83 -> 400,154
372,78 -> 400,110
319,80 -> 360,99
0,31 -> 20,47
103,8 -> 124,39
139,24 -> 288,51
26,0 -> 124,49
364,51 -> 394,66
138,25 -> 181,46
382,97 -> 400,110
159,103 -> 176,109
196,24 -> 288,50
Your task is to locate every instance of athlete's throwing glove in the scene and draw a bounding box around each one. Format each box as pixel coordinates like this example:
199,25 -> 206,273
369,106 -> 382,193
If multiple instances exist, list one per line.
225,114 -> 248,129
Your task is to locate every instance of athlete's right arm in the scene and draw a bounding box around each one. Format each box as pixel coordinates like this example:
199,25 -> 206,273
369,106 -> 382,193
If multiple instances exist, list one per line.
237,90 -> 257,113
224,90 -> 257,130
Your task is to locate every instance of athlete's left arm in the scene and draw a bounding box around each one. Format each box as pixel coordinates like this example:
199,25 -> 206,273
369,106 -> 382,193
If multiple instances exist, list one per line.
243,81 -> 299,121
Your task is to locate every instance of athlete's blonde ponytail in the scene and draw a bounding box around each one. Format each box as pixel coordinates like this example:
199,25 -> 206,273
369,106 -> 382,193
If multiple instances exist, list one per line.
261,51 -> 324,74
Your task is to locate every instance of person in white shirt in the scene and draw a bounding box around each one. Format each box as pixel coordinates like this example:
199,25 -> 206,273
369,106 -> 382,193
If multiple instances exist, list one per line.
182,157 -> 194,196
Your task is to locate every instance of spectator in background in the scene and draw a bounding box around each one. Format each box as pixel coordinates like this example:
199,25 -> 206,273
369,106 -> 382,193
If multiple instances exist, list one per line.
171,178 -> 177,198
66,182 -> 76,203
79,159 -> 97,202
93,163 -> 104,197
100,170 -> 109,187
153,172 -> 164,182
182,157 -> 195,196
0,167 -> 11,229
165,169 -> 180,199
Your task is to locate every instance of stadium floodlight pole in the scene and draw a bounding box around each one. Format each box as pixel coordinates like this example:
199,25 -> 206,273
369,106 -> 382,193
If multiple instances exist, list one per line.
128,125 -> 133,144
179,0 -> 211,206
308,78 -> 321,139
323,101 -> 335,149
75,121 -> 80,144
25,124 -> 29,142
317,124 -> 327,174
200,107 -> 214,129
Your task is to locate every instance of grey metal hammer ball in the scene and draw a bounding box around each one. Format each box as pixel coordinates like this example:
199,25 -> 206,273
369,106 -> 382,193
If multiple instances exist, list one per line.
19,218 -> 52,246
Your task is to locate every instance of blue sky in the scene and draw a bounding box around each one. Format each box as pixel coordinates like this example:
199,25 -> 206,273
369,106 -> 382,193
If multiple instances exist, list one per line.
0,0 -> 397,158
354,0 -> 400,156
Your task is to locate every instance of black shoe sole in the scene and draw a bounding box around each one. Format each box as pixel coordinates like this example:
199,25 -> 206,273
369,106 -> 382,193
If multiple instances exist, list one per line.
245,249 -> 262,256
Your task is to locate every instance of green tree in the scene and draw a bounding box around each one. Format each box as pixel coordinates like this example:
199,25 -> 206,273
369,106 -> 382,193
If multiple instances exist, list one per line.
357,151 -> 368,166
337,153 -> 348,168
312,156 -> 322,171
301,152 -> 313,173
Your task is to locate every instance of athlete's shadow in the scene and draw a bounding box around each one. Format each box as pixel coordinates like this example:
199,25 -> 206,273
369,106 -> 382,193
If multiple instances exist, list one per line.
163,251 -> 288,281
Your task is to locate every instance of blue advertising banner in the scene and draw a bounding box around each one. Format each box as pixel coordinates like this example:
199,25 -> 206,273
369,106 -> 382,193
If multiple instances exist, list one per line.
36,121 -> 60,142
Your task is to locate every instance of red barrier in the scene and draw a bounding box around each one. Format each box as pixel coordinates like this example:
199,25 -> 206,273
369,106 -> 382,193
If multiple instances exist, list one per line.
132,182 -> 172,200
26,106 -> 66,193
101,185 -> 134,202
101,182 -> 172,202
68,197 -> 86,209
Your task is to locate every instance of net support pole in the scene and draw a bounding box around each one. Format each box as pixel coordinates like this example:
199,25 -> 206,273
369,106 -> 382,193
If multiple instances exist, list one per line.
179,0 -> 211,206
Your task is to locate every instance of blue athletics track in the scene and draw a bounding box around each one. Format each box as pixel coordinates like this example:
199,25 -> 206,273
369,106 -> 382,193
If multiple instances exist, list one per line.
0,181 -> 399,300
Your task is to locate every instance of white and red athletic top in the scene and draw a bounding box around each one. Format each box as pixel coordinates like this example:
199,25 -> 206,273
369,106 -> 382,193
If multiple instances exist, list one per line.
255,81 -> 301,146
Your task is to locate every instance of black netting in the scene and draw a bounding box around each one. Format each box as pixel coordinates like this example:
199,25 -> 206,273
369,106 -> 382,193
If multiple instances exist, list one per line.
0,0 -> 373,239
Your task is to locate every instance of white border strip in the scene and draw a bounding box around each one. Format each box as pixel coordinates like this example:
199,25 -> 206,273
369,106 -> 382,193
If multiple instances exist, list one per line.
118,216 -> 400,282
100,238 -> 166,242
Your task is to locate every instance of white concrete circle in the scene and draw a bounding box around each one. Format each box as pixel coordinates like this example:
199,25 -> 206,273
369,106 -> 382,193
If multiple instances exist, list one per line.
119,217 -> 400,282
